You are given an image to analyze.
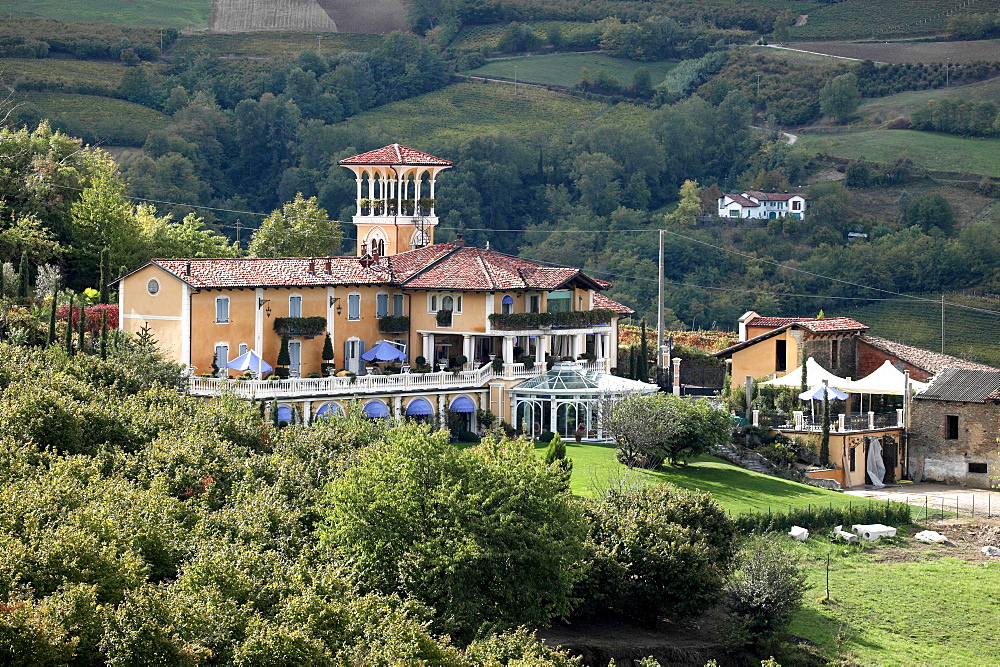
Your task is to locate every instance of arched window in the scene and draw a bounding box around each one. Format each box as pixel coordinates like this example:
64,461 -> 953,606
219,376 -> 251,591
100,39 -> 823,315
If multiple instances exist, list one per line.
441,295 -> 454,311
501,295 -> 514,315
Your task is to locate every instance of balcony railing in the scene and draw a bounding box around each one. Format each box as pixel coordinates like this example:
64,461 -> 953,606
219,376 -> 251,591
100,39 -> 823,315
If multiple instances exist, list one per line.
188,358 -> 612,400
754,410 -> 903,432
488,308 -> 617,331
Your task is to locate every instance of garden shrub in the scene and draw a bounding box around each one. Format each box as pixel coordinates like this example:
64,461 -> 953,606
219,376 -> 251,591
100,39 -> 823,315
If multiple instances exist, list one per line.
575,483 -> 737,625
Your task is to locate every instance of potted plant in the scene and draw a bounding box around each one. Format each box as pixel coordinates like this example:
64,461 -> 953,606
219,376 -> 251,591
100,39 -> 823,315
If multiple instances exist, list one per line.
321,332 -> 334,375
574,425 -> 586,443
276,335 -> 291,379
401,200 -> 415,215
418,197 -> 436,215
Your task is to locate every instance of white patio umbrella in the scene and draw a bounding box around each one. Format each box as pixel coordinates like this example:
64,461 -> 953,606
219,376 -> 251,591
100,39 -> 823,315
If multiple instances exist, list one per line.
227,348 -> 273,377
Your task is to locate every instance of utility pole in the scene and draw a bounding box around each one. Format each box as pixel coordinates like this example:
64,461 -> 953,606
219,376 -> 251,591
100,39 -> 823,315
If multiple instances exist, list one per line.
514,65 -> 518,94
317,35 -> 322,56
657,229 -> 665,376
941,293 -> 945,354
235,218 -> 242,249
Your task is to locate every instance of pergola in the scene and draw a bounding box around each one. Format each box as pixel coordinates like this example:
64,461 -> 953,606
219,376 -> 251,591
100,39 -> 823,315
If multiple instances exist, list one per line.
510,362 -> 658,439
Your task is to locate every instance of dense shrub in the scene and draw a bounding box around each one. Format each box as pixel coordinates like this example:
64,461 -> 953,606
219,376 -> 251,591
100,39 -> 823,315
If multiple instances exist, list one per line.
575,484 -> 737,625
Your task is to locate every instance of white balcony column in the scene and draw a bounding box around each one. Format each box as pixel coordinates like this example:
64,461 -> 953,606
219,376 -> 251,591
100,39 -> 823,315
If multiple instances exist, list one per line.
462,335 -> 473,369
752,409 -> 760,427
550,397 -> 558,436
368,172 -> 374,201
502,336 -> 515,365
422,333 -> 433,363
415,173 -> 422,211
254,287 -> 264,355
537,335 -> 549,365
303,400 -> 312,426
672,357 -> 682,394
355,178 -> 362,215
896,408 -> 904,427
438,393 -> 447,430
574,334 -> 586,359
429,178 -> 437,214
393,397 -> 402,420
868,411 -> 875,429
397,173 -> 403,214
793,410 -> 804,430
838,414 -> 846,431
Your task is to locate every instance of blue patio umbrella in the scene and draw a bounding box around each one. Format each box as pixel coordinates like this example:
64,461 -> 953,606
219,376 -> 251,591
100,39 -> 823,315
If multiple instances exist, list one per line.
227,348 -> 273,375
798,385 -> 849,401
361,340 -> 407,363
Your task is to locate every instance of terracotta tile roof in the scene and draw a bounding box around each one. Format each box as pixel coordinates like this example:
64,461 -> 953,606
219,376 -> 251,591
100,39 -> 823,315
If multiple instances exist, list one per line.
154,257 -> 392,288
713,324 -> 793,358
339,143 -> 452,166
725,193 -> 759,207
745,190 -> 798,202
747,315 -> 868,333
594,293 -> 634,315
143,245 -> 608,293
798,317 -> 868,333
860,333 -> 996,376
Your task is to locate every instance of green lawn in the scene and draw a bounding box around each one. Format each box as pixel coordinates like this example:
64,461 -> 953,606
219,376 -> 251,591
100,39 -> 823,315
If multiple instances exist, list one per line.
337,82 -> 606,147
796,129 -> 1000,177
538,440 -> 855,514
465,53 -> 677,89
789,537 -> 1000,666
6,0 -> 211,29
13,92 -> 168,147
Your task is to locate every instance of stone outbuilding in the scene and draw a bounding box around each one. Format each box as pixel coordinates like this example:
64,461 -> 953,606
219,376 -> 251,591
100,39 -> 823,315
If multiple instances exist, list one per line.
910,369 -> 1000,489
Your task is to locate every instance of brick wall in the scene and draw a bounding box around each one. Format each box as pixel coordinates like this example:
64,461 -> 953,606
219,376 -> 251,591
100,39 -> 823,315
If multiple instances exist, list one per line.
803,335 -> 858,380
910,399 -> 1000,488
857,340 -> 932,381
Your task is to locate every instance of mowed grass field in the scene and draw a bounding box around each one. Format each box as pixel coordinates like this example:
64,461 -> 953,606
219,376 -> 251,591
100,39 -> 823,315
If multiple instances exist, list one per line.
541,441 -> 859,513
796,129 -> 1000,177
465,53 -> 677,88
338,82 -> 607,147
170,31 -> 382,59
792,39 -> 1000,64
13,92 -> 168,147
7,0 -> 211,29
790,537 -> 1000,666
791,0 -> 1000,40
859,76 -> 1000,124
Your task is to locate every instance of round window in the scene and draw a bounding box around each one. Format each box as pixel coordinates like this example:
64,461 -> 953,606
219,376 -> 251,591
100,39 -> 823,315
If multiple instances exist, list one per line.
147,278 -> 160,296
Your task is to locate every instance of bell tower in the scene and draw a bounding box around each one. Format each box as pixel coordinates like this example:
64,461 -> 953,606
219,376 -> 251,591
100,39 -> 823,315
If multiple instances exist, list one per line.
339,143 -> 452,257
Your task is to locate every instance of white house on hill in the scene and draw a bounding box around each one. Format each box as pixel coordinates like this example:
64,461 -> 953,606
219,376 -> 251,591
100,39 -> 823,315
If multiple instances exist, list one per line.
718,190 -> 806,220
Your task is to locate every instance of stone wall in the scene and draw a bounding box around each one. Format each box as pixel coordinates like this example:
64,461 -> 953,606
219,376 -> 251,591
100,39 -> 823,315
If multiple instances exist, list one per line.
910,398 -> 1000,488
804,335 -> 858,380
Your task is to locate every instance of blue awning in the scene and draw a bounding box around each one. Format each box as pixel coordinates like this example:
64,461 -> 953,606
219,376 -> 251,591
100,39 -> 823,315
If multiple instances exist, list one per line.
277,406 -> 293,423
406,398 -> 433,416
450,396 -> 476,413
316,402 -> 340,418
362,401 -> 389,418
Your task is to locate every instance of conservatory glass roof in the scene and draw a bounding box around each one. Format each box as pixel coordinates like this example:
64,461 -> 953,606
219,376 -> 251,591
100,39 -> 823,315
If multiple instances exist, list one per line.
513,362 -> 600,393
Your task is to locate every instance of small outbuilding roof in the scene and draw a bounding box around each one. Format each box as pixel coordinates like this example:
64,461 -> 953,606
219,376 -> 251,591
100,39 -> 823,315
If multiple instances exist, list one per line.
914,368 -> 1000,403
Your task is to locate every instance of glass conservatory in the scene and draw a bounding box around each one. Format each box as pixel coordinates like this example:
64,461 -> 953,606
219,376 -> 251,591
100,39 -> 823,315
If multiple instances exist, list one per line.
510,362 -> 658,440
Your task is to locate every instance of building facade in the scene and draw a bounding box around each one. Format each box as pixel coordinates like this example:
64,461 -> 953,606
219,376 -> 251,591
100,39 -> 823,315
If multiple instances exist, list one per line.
717,191 -> 806,220
118,145 -> 638,434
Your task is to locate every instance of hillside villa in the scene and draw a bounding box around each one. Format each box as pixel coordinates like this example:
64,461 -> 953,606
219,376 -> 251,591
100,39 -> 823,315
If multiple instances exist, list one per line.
717,191 -> 806,220
117,144 -> 655,437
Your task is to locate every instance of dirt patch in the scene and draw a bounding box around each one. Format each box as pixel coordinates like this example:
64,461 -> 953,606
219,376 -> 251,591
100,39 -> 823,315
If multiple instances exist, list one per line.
315,0 -> 407,34
795,14 -> 809,28
538,610 -> 727,667
793,40 -> 1000,64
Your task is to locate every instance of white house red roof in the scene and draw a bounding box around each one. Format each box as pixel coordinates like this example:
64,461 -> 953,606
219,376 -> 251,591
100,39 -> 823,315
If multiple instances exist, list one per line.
726,194 -> 758,207
137,244 -> 607,292
339,144 -> 452,166
744,190 -> 799,202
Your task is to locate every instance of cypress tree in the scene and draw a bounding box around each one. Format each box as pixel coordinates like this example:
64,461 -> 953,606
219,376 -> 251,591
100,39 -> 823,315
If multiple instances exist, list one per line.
64,293 -> 74,355
322,332 -> 334,363
637,320 -> 650,382
100,307 -> 108,360
270,399 -> 280,428
628,346 -> 637,380
77,303 -> 86,353
17,251 -> 30,301
47,281 -> 59,346
277,335 -> 290,367
0,261 -> 5,297
99,247 -> 110,304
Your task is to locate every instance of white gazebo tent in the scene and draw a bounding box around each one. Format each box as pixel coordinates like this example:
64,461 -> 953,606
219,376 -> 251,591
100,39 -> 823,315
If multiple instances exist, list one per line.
510,362 -> 657,440
760,357 -> 851,391
840,360 -> 929,396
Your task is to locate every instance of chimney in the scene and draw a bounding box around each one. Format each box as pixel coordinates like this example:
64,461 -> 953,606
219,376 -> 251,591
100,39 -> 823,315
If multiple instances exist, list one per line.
185,261 -> 191,276
325,258 -> 332,274
454,232 -> 465,248
308,259 -> 316,274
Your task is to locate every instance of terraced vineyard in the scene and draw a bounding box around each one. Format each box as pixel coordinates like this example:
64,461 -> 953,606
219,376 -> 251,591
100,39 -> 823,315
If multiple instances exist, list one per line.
792,0 -> 1000,40
170,31 -> 383,58
209,0 -> 337,32
1,58 -> 137,97
465,53 -> 678,89
791,40 -> 1000,64
338,82 -> 608,147
12,92 -> 169,147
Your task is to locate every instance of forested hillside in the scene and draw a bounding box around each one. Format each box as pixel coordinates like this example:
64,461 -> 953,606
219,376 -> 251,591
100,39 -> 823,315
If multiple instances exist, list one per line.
4,0 -> 1000,360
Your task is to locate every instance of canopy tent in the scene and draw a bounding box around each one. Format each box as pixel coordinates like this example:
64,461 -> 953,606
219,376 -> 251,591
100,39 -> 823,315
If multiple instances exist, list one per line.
226,348 -> 273,375
760,357 -> 850,390
840,360 -> 929,395
361,340 -> 407,363
362,401 -> 389,418
406,398 -> 434,416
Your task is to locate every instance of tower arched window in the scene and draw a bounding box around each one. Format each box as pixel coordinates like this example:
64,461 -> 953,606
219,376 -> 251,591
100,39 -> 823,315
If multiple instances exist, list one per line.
501,295 -> 514,315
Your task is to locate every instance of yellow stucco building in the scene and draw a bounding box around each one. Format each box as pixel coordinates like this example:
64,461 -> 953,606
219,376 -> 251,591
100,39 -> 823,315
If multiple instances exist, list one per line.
118,145 -> 645,434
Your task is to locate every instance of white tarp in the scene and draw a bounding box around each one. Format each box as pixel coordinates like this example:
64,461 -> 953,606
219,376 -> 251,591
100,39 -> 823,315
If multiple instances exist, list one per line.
840,360 -> 929,395
760,357 -> 851,390
866,436 -> 886,488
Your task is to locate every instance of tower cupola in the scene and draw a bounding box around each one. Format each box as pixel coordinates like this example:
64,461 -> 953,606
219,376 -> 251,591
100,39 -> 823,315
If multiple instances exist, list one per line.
339,143 -> 452,257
